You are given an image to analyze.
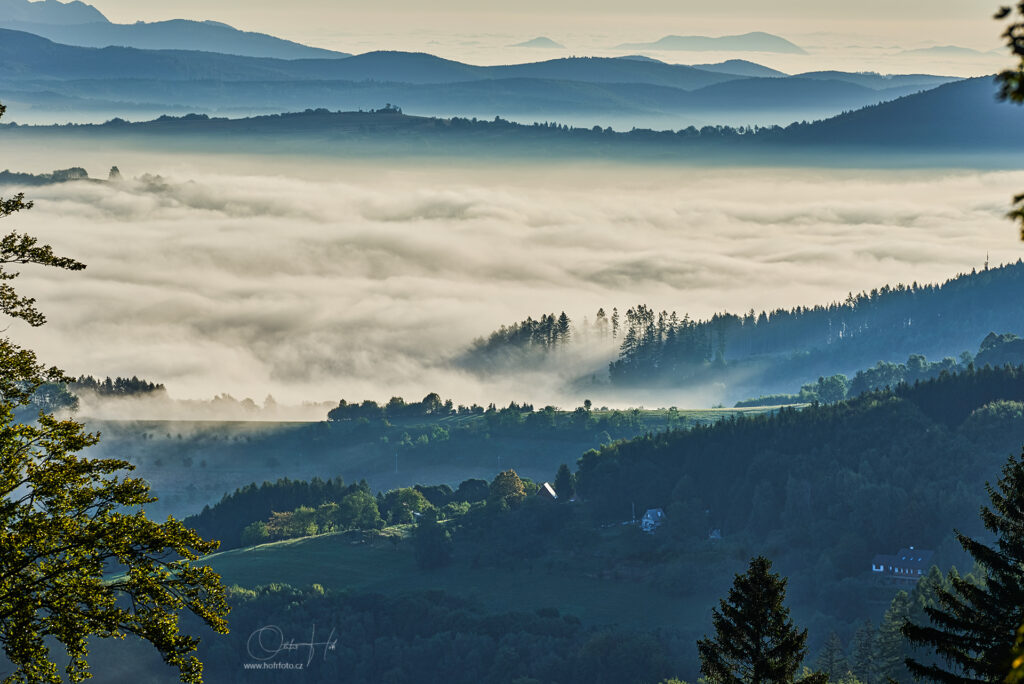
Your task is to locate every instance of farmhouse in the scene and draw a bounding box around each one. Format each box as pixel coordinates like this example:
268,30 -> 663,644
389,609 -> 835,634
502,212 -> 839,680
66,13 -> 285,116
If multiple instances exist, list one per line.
641,508 -> 665,533
871,546 -> 934,580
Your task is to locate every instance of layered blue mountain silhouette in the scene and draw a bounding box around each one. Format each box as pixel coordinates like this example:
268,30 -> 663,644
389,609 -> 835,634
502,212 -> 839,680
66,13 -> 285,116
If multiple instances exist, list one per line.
0,28 -> 961,127
510,37 -> 565,49
4,77 -> 1018,158
615,32 -> 807,54
0,0 -> 104,23
0,0 -> 346,58
900,45 -> 992,57
782,76 -> 1015,148
690,60 -> 787,78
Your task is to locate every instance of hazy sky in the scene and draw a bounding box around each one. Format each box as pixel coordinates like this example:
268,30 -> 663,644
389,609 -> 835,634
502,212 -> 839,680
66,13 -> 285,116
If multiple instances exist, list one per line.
85,0 -> 1007,72
87,0 -> 996,36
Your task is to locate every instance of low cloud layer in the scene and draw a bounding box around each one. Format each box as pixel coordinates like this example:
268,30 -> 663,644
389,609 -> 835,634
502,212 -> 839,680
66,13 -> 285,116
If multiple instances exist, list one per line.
4,157 -> 1022,412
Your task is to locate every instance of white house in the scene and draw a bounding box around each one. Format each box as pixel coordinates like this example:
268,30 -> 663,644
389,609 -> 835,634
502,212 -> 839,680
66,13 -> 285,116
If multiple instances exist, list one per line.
641,508 -> 665,533
871,546 -> 934,581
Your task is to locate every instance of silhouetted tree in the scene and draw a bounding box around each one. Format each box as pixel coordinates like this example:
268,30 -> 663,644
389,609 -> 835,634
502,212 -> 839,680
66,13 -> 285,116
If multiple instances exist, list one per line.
875,591 -> 911,683
996,3 -> 1024,235
815,632 -> 849,681
849,620 -> 877,684
554,463 -> 575,500
697,556 -> 820,684
903,449 -> 1024,682
413,509 -> 452,570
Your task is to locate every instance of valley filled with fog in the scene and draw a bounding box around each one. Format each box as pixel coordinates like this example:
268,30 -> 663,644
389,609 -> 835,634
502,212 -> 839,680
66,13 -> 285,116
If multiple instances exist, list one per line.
5,149 -> 1022,411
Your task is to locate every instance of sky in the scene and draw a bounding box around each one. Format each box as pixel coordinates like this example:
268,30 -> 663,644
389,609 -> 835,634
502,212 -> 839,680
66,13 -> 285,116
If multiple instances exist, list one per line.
86,0 -> 998,39
82,0 -> 1009,73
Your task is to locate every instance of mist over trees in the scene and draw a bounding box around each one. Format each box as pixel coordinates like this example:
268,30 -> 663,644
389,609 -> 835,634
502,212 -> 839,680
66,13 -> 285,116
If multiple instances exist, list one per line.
72,374 -> 166,396
607,263 -> 1024,386
460,262 -> 1024,404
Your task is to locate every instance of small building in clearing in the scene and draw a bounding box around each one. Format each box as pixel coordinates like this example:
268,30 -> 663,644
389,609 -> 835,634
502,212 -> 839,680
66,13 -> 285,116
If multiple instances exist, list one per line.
641,508 -> 666,533
871,546 -> 934,581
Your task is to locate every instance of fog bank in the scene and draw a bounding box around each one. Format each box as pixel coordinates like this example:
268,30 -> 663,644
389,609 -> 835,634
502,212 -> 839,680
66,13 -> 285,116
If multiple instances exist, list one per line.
4,158 -> 1022,411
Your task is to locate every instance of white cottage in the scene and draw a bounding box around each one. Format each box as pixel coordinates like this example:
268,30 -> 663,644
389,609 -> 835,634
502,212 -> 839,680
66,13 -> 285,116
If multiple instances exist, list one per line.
641,508 -> 665,533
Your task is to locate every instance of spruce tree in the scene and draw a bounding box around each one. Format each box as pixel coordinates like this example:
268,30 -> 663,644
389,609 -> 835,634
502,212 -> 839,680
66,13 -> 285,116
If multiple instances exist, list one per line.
875,591 -> 912,683
556,311 -> 571,345
849,620 -> 877,684
814,632 -> 849,681
554,463 -> 575,500
995,2 -> 1024,236
697,556 -> 818,684
903,448 -> 1024,682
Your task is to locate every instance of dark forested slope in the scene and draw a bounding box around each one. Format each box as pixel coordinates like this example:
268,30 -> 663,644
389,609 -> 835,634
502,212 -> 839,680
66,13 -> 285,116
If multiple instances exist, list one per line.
607,261 -> 1024,385
783,76 -> 1015,148
463,262 -> 1024,396
576,365 -> 1024,561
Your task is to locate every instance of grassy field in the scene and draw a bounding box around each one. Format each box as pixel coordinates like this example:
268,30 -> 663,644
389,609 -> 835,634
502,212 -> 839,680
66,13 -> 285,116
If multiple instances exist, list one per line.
203,530 -> 712,632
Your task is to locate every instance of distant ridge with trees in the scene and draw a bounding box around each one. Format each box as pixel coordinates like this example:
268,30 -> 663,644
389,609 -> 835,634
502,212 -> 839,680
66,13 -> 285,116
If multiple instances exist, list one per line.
1,78 -> 1019,161
460,261 -> 1024,396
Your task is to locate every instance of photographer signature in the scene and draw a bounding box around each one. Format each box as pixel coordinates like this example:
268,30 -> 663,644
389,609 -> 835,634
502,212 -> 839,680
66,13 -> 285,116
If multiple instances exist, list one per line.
246,624 -> 338,665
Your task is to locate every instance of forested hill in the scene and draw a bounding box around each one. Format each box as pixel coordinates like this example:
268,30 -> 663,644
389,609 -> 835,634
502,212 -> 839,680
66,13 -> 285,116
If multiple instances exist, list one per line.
784,76 -> 1016,149
3,76 -> 1022,160
607,261 -> 1024,384
462,262 -> 1024,394
575,364 -> 1024,566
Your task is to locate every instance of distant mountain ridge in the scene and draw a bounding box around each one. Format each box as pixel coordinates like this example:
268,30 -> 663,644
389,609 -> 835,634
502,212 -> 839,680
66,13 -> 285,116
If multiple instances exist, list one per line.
690,59 -> 788,78
0,29 -> 352,80
901,45 -> 991,56
783,76 -> 1015,148
3,77 -> 1019,160
0,28 -> 967,130
0,76 -> 936,125
511,37 -> 565,49
0,0 -> 346,59
793,70 -> 957,90
0,0 -> 105,24
0,31 -> 741,88
616,31 -> 807,54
